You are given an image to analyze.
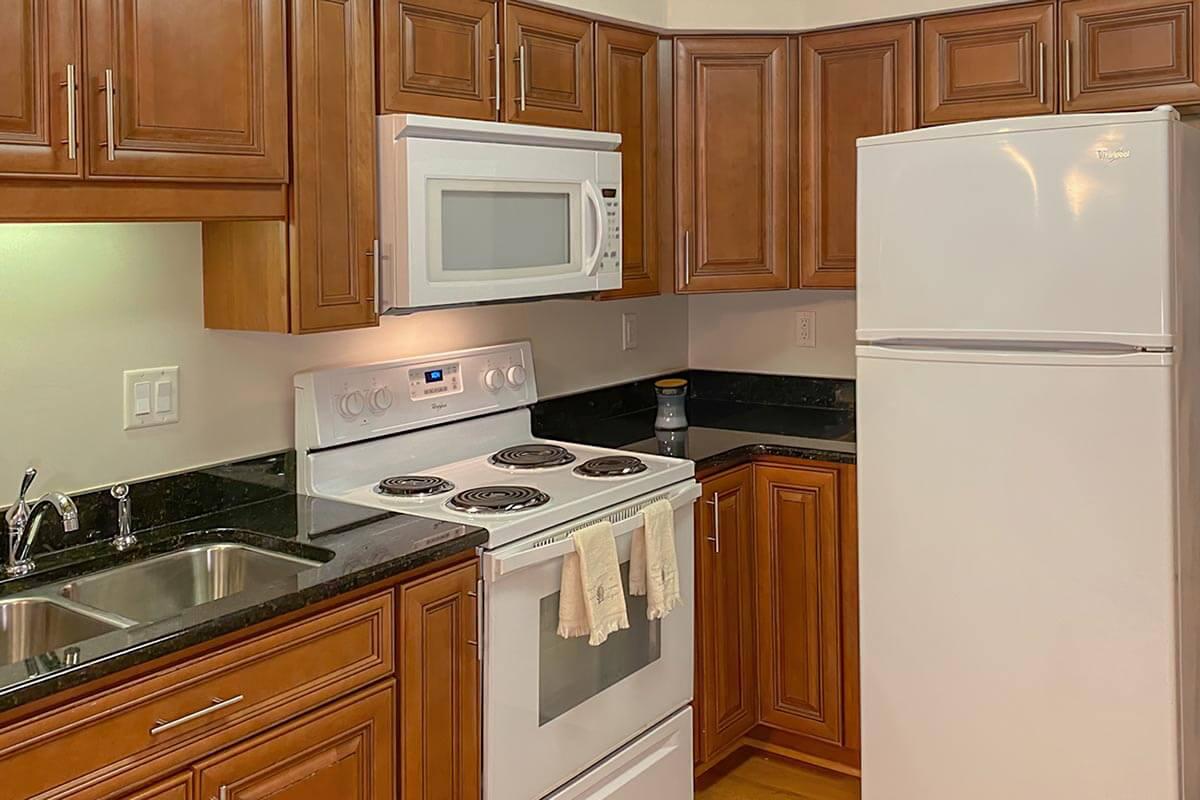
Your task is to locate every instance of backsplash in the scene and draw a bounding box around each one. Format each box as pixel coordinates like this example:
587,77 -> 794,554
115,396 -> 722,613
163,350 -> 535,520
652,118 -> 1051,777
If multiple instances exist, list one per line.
18,452 -> 294,556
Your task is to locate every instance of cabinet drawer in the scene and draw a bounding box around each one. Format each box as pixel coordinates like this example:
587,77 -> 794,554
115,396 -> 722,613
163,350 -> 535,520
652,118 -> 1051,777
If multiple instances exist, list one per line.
0,591 -> 393,800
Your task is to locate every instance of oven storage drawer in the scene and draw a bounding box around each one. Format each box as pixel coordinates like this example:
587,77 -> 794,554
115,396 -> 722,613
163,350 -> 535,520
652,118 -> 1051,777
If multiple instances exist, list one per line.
0,592 -> 394,800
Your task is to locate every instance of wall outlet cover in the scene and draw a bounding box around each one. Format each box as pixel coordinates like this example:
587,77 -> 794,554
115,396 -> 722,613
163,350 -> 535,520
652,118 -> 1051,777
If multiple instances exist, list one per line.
795,311 -> 816,348
622,313 -> 638,351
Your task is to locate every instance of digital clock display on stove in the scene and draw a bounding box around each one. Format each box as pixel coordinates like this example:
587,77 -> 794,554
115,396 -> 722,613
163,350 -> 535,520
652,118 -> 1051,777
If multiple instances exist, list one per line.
425,369 -> 444,383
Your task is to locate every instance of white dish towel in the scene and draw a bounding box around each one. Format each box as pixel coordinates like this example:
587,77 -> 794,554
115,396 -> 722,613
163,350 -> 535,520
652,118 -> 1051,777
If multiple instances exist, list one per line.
557,520 -> 630,646
630,499 -> 680,620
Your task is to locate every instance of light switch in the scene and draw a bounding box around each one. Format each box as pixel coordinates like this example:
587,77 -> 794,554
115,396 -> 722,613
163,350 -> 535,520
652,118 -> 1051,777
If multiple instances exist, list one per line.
124,366 -> 180,430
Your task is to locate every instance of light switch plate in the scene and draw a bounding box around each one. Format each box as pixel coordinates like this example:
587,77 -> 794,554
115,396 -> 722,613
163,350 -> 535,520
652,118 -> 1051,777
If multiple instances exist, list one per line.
795,311 -> 816,348
124,366 -> 179,429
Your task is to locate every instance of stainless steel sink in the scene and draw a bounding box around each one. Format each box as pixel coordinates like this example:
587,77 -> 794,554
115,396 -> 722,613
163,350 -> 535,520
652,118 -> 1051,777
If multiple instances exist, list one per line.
59,543 -> 324,622
0,597 -> 124,666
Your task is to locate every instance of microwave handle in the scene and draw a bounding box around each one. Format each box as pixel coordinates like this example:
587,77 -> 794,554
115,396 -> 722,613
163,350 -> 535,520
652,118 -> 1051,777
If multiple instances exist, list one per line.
582,180 -> 607,277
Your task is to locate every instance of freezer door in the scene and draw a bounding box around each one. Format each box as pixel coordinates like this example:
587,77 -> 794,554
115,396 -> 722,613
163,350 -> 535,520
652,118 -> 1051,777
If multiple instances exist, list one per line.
857,115 -> 1176,347
857,346 -> 1180,799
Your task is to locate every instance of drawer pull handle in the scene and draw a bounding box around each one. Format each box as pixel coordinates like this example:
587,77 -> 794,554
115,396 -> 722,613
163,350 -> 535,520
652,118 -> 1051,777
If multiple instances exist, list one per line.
151,694 -> 245,735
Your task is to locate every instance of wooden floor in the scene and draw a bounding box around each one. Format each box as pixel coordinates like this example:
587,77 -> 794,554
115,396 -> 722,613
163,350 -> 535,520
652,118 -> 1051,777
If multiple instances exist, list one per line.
696,753 -> 861,800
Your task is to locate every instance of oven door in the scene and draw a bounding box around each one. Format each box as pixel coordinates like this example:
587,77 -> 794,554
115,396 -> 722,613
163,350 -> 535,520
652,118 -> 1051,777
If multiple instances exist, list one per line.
481,481 -> 699,800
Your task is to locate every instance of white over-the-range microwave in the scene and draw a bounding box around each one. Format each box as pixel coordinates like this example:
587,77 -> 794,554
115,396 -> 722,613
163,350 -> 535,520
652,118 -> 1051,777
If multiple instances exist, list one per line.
376,114 -> 623,312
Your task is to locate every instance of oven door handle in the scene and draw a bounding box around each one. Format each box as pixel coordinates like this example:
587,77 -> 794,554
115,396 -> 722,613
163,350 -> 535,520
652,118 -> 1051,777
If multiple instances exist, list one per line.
484,481 -> 701,581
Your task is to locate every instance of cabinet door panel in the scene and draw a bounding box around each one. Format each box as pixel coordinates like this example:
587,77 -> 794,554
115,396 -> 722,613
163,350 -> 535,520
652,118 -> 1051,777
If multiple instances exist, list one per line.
922,3 -> 1056,124
399,561 -> 481,800
675,37 -> 791,293
504,2 -> 594,129
0,0 -> 82,177
116,774 -> 192,800
755,464 -> 847,746
83,0 -> 287,181
696,467 -> 758,766
1063,0 -> 1200,111
195,683 -> 394,800
379,0 -> 500,119
290,0 -> 379,332
595,25 -> 659,300
800,22 -> 915,289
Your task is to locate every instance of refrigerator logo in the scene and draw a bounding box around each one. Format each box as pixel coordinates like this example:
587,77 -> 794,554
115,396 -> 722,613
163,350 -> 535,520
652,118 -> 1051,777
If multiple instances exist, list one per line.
1096,147 -> 1131,162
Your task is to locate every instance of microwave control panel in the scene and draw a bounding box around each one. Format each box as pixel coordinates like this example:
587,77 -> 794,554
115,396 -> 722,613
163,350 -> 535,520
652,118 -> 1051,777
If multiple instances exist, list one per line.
600,186 -> 621,274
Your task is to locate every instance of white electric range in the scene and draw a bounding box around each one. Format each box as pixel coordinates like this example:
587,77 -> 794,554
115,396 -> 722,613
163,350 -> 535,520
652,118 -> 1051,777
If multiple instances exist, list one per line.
295,342 -> 699,800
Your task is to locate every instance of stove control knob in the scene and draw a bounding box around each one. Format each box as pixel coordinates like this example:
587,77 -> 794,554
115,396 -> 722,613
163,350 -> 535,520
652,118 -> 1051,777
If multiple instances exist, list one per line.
506,365 -> 527,388
368,387 -> 393,414
484,368 -> 505,392
338,390 -> 366,419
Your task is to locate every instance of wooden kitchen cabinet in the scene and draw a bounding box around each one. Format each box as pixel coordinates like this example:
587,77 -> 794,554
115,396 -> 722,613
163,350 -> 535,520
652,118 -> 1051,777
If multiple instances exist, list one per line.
116,774 -> 192,800
194,683 -> 395,800
398,560 -> 481,800
675,37 -> 792,293
81,0 -> 288,182
753,462 -> 859,767
1061,0 -> 1200,111
595,24 -> 660,300
503,2 -> 595,129
695,466 -> 758,770
921,2 -> 1057,125
0,0 -> 83,178
378,0 -> 501,119
800,22 -> 915,289
202,0 -> 379,334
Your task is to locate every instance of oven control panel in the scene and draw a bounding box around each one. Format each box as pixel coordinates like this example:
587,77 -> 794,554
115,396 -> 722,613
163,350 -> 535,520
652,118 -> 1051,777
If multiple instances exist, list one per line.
295,342 -> 537,450
599,186 -> 621,275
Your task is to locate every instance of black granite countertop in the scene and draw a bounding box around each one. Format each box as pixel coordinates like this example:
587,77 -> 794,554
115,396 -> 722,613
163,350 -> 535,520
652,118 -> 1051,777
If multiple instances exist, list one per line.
0,492 -> 485,713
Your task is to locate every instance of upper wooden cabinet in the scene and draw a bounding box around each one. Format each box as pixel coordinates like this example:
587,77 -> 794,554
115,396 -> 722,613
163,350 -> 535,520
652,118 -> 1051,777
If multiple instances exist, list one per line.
675,37 -> 792,294
0,0 -> 83,178
378,0 -> 501,119
800,22 -> 915,289
695,466 -> 758,770
754,461 -> 859,767
595,24 -> 660,300
503,2 -> 595,129
81,0 -> 288,182
921,3 -> 1057,125
1062,0 -> 1200,111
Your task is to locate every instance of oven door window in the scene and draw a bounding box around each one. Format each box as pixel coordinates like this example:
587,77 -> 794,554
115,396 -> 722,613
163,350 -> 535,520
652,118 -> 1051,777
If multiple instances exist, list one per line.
538,560 -> 662,726
427,179 -> 583,281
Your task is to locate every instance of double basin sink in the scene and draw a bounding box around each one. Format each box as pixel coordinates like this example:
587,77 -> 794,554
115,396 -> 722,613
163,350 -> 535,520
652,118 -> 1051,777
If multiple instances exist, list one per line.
0,542 -> 330,667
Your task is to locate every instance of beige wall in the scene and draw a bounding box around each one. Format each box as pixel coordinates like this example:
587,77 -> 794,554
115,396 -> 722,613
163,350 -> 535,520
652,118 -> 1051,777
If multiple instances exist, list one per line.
688,291 -> 857,379
0,223 -> 688,501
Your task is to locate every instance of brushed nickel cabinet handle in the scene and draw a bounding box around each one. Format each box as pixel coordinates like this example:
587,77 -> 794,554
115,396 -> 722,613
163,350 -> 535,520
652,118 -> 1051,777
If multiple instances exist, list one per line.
1064,39 -> 1072,104
150,694 -> 244,735
469,579 -> 482,659
517,44 -> 528,111
683,229 -> 691,287
491,42 -> 501,113
63,63 -> 77,160
103,67 -> 115,160
369,238 -> 381,314
218,787 -> 228,800
1038,42 -> 1046,105
708,492 -> 720,554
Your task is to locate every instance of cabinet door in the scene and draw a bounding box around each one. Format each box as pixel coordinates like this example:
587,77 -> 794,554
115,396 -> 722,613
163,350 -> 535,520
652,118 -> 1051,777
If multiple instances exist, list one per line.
195,683 -> 395,800
675,37 -> 791,293
0,0 -> 82,177
754,463 -> 858,762
398,561 -> 481,800
503,2 -> 594,129
921,3 -> 1056,125
290,0 -> 379,333
378,0 -> 500,119
800,22 -> 915,289
595,24 -> 659,300
695,467 -> 758,767
82,0 -> 287,181
1062,0 -> 1200,111
116,774 -> 192,800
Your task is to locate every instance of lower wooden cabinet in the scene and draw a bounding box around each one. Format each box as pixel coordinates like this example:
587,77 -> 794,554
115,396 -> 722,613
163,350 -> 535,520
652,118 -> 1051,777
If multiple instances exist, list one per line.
695,466 -> 758,766
398,560 -> 481,800
694,459 -> 859,774
116,774 -> 193,800
194,682 -> 395,800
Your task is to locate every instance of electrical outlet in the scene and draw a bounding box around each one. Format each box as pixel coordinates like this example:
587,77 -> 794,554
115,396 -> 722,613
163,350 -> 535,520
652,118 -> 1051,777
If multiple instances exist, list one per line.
124,366 -> 179,430
622,313 -> 638,351
795,311 -> 816,348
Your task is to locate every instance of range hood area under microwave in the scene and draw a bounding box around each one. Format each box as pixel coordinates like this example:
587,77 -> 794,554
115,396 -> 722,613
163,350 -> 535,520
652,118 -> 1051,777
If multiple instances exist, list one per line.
376,114 -> 623,313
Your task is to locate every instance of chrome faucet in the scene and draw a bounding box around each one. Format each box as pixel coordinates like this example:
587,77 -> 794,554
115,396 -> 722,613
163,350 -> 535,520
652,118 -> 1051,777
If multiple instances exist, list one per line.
4,468 -> 79,578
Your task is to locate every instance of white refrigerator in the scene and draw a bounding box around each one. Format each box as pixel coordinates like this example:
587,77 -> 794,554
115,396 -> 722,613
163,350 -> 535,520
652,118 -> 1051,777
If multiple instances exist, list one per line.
856,107 -> 1200,799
